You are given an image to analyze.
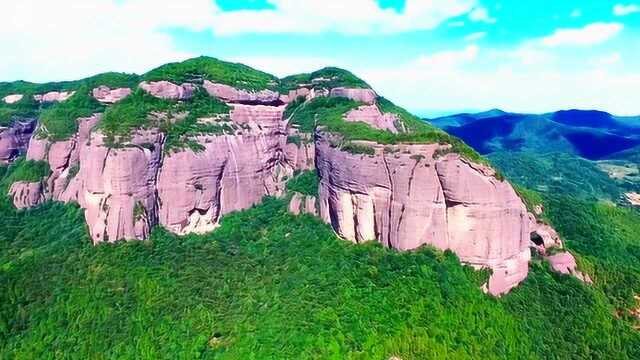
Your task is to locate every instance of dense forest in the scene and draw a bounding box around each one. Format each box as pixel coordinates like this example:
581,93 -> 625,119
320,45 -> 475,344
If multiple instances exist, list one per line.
2,160 -> 640,359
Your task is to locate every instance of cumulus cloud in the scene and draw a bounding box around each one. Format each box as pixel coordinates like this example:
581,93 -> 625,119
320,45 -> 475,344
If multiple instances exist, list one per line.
540,23 -> 623,47
210,0 -> 477,35
613,4 -> 640,16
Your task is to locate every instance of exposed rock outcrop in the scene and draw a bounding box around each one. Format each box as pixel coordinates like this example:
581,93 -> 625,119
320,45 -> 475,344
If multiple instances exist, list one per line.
139,81 -> 195,100
547,252 -> 592,283
0,119 -> 36,164
330,87 -> 377,105
345,105 -> 399,133
203,81 -> 281,105
9,181 -> 45,209
315,131 -> 531,295
34,91 -> 75,103
288,192 -> 318,216
92,86 -> 132,103
2,94 -> 23,104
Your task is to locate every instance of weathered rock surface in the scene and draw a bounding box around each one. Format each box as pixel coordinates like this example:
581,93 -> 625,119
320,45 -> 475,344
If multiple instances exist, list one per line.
9,181 -> 45,209
547,252 -> 592,283
0,119 -> 36,164
315,130 -> 532,295
203,81 -> 281,105
139,81 -> 195,100
330,87 -> 377,105
2,94 -> 24,104
34,91 -> 75,103
92,86 -> 132,103
288,192 -> 318,216
157,104 -> 292,235
345,105 -> 399,133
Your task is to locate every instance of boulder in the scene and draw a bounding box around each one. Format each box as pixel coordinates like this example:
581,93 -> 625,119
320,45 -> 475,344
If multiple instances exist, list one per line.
139,81 -> 195,100
547,252 -> 592,283
92,86 -> 132,103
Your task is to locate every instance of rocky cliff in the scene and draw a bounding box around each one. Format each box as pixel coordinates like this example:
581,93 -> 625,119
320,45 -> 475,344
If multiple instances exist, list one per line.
0,57 -> 576,295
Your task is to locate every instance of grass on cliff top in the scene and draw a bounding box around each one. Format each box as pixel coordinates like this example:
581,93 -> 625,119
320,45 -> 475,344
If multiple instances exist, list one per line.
0,185 -> 639,359
37,87 -> 105,141
286,170 -> 320,197
1,157 -> 50,185
0,72 -> 140,99
279,67 -> 371,92
143,56 -> 279,91
288,96 -> 486,164
0,96 -> 40,127
99,88 -> 232,152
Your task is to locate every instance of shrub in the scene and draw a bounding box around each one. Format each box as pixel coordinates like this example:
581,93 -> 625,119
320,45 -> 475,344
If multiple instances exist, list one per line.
38,86 -> 104,141
2,157 -> 50,184
286,171 -> 320,197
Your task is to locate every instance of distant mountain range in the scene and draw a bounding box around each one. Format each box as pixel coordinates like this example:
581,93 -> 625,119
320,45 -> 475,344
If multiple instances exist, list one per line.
428,109 -> 640,203
429,109 -> 640,160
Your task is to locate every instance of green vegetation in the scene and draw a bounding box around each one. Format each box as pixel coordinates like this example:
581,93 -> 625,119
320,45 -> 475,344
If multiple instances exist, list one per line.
37,87 -> 105,141
489,151 -> 623,202
289,97 -> 487,165
144,56 -> 279,91
0,187 -> 639,358
286,170 -> 320,197
0,72 -> 139,99
341,142 -> 376,156
0,96 -> 40,127
280,67 -> 371,92
99,88 -> 232,152
1,157 -> 50,184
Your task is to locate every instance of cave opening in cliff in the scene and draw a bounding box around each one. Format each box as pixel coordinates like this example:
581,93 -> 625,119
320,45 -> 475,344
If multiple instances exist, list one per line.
530,231 -> 544,246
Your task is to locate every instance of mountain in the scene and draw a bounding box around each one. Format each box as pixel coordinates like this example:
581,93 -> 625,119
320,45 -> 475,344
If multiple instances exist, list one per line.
429,109 -> 640,160
2,58 -> 640,358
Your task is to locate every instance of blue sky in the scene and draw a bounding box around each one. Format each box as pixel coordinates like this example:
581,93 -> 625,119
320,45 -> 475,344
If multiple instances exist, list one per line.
2,0 -> 639,115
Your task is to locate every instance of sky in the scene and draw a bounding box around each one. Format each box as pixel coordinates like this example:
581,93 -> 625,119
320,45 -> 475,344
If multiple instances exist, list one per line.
1,0 -> 639,116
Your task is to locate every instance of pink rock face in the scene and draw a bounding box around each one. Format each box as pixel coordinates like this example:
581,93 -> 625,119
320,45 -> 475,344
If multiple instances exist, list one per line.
203,81 -> 281,105
289,192 -> 318,216
345,105 -> 399,133
33,91 -> 75,103
157,104 -> 292,235
9,181 -> 45,209
139,81 -> 195,100
330,87 -> 377,105
316,131 -> 532,295
76,130 -> 164,243
283,132 -> 315,171
547,252 -> 592,283
3,94 -> 24,104
0,119 -> 36,164
92,86 -> 132,103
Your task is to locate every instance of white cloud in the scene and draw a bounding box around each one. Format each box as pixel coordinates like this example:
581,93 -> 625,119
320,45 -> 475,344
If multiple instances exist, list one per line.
448,21 -> 466,27
613,4 -> 640,16
540,23 -> 623,47
361,46 -> 640,116
210,0 -> 477,35
590,52 -> 622,66
464,32 -> 486,41
0,0 -> 219,81
414,45 -> 479,69
468,7 -> 496,23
